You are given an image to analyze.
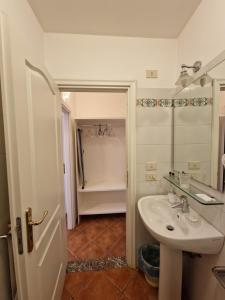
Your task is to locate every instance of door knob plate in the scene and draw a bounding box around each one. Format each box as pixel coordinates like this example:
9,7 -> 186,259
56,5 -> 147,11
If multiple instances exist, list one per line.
25,207 -> 48,253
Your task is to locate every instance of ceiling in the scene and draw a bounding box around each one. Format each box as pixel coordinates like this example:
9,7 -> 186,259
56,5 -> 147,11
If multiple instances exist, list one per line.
28,0 -> 201,38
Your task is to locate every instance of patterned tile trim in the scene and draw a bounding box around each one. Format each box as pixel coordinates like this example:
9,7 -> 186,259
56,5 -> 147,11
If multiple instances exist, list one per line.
136,97 -> 213,107
67,256 -> 127,272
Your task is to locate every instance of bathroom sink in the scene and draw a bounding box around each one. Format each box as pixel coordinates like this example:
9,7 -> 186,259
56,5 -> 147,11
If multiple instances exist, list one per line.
138,195 -> 224,254
138,195 -> 224,300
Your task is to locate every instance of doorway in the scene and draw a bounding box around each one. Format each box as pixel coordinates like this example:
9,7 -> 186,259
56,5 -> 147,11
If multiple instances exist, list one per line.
59,81 -> 136,268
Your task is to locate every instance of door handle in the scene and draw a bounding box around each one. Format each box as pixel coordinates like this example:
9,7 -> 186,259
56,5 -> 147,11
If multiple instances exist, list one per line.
28,210 -> 48,226
0,232 -> 10,240
25,208 -> 48,252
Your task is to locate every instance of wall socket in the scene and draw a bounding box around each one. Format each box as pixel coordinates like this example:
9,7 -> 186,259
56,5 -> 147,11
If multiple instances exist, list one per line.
146,70 -> 158,78
146,161 -> 157,171
145,173 -> 157,181
188,161 -> 200,170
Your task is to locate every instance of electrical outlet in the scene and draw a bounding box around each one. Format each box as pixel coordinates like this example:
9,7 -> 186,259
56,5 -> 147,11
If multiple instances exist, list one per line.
188,161 -> 200,170
145,161 -> 157,171
146,70 -> 158,78
145,173 -> 157,181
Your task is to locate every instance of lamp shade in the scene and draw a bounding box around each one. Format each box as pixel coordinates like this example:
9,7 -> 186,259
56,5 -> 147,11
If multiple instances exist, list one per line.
175,70 -> 192,87
194,73 -> 212,87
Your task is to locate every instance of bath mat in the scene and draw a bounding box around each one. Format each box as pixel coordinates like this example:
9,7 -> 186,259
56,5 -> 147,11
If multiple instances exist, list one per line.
67,256 -> 127,272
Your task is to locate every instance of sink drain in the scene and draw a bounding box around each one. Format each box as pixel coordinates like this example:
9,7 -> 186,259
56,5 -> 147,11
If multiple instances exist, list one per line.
166,225 -> 174,231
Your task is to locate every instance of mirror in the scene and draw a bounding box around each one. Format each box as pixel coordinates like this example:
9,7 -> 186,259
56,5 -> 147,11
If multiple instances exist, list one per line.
173,81 -> 213,186
173,57 -> 225,193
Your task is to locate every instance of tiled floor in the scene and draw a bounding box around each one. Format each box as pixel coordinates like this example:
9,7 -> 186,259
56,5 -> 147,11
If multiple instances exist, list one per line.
61,268 -> 158,300
67,214 -> 126,261
63,214 -> 158,300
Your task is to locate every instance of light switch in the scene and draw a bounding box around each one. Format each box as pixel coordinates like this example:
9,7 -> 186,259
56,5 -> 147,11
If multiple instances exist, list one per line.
188,161 -> 200,170
146,70 -> 158,78
145,173 -> 157,181
146,161 -> 157,171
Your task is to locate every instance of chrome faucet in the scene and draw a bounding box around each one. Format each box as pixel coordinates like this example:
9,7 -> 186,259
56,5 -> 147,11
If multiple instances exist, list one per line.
171,195 -> 189,213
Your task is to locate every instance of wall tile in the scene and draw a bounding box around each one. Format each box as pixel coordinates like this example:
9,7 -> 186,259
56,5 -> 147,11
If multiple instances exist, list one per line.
136,107 -> 172,127
136,126 -> 171,145
137,145 -> 171,164
174,106 -> 212,126
174,144 -> 211,162
174,125 -> 211,145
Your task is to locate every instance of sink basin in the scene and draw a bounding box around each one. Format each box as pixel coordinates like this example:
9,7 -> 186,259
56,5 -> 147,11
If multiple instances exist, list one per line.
138,195 -> 224,300
138,195 -> 224,254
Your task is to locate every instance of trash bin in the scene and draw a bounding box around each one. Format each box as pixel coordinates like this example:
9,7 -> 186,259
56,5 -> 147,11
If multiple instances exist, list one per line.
138,244 -> 160,288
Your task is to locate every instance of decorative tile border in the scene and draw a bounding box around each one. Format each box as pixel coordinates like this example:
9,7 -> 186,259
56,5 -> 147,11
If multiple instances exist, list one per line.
67,256 -> 127,272
136,97 -> 213,107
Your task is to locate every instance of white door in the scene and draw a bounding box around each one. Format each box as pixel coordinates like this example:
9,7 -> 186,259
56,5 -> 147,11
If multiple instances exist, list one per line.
1,56 -> 67,300
0,13 -> 66,300
22,61 -> 66,300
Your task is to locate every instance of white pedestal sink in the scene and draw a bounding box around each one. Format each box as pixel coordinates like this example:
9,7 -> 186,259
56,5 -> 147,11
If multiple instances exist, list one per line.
138,195 -> 224,300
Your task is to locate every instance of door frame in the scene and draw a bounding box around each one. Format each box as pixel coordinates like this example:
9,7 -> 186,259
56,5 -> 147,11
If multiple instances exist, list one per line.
57,80 -> 137,267
61,103 -> 76,229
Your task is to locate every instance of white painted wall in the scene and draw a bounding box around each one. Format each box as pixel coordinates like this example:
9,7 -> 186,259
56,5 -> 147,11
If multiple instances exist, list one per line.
178,0 -> 225,67
44,33 -> 177,88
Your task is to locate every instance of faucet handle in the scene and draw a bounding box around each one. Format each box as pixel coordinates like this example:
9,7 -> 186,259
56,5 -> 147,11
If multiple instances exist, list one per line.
180,195 -> 189,212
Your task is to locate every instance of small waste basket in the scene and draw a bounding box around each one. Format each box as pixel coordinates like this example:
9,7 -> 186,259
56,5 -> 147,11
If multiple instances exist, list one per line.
138,244 -> 160,288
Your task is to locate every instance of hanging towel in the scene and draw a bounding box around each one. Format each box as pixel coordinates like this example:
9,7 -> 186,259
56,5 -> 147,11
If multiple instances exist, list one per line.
77,128 -> 85,189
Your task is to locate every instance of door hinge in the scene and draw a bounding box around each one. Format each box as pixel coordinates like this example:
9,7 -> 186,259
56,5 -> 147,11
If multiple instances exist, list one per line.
16,217 -> 23,255
63,163 -> 66,174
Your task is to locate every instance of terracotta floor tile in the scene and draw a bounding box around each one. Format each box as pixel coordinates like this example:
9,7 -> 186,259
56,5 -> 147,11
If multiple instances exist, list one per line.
119,295 -> 130,300
76,216 -> 98,232
75,241 -> 108,260
111,223 -> 126,238
124,271 -> 158,300
94,227 -> 121,253
67,230 -> 91,255
109,236 -> 126,257
67,214 -> 126,260
61,288 -> 74,300
78,272 -> 121,300
105,267 -> 136,291
67,250 -> 77,262
83,222 -> 107,240
64,272 -> 93,298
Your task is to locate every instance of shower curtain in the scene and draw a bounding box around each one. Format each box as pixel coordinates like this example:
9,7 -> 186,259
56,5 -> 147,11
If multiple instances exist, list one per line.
76,128 -> 85,189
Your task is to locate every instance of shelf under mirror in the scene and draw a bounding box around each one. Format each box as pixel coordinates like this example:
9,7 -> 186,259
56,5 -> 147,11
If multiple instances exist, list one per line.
164,175 -> 224,205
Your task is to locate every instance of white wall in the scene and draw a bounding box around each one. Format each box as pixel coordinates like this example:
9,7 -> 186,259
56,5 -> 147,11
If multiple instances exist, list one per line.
66,91 -> 127,119
44,33 -> 177,88
178,0 -> 225,67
